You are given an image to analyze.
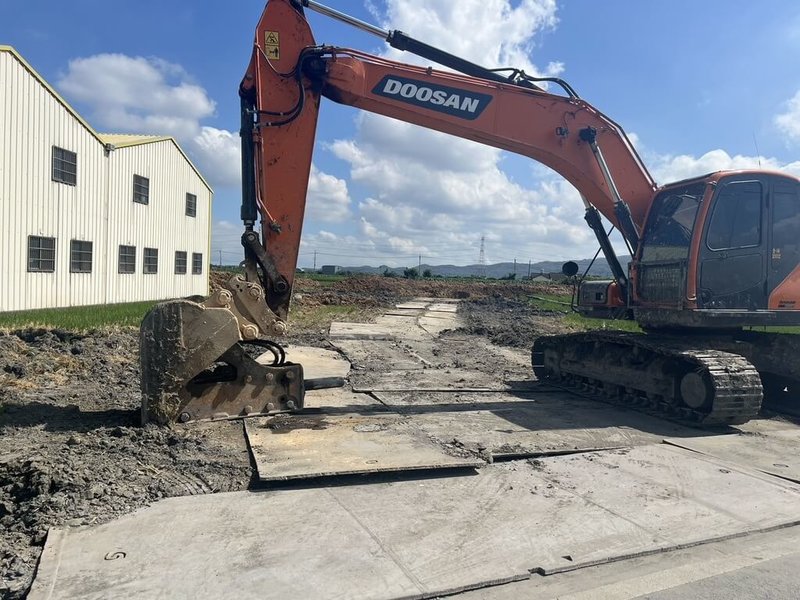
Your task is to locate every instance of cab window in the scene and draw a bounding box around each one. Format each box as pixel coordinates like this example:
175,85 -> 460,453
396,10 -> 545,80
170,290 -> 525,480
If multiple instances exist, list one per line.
640,182 -> 704,261
707,181 -> 762,250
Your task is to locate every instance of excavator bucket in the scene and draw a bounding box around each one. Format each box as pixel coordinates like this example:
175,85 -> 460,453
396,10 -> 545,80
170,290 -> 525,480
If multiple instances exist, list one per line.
140,288 -> 304,425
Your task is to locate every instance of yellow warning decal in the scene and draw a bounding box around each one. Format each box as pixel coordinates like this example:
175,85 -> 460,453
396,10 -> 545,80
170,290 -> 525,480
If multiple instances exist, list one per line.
264,31 -> 280,60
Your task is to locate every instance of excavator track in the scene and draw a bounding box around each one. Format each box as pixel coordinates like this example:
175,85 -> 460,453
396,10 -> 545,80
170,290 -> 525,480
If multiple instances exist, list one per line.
532,331 -> 763,426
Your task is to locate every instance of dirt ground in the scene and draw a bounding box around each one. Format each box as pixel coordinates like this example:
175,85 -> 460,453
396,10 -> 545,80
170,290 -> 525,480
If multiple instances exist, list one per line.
0,275 -> 570,598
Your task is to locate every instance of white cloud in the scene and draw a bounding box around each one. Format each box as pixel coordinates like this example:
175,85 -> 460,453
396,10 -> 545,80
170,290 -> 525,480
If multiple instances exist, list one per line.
775,89 -> 800,143
58,54 -> 214,125
56,52 -> 350,226
307,165 -> 352,222
192,127 -> 241,188
650,149 -> 800,184
57,53 -> 238,189
377,0 -> 560,79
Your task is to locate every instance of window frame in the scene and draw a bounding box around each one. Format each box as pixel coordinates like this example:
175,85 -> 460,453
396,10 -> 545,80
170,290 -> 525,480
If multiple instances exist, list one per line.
175,250 -> 188,274
185,193 -> 197,217
52,146 -> 77,186
133,174 -> 150,205
118,245 -> 136,274
27,236 -> 57,273
143,247 -> 159,274
192,252 -> 203,275
69,239 -> 93,273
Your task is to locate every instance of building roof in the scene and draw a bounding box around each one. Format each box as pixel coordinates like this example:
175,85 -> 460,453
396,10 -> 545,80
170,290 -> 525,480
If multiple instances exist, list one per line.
97,134 -> 174,148
0,45 -> 212,193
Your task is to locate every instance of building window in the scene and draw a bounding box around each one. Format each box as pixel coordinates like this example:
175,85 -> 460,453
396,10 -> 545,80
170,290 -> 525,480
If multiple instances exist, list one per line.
192,252 -> 203,275
185,193 -> 197,217
133,174 -> 150,205
69,240 -> 93,273
118,245 -> 136,274
143,248 -> 158,274
175,251 -> 187,274
28,236 -> 56,272
52,146 -> 77,185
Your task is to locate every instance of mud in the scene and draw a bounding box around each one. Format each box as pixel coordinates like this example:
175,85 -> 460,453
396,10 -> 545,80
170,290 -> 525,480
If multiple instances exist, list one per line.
459,295 -> 574,348
0,275 -> 569,597
0,329 -> 251,598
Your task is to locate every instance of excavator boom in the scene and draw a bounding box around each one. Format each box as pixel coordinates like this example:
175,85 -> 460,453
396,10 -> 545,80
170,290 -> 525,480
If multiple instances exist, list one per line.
245,0 -> 657,314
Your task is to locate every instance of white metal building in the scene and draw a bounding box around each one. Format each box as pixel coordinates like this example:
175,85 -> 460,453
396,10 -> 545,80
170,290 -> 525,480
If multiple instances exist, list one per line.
0,45 -> 212,312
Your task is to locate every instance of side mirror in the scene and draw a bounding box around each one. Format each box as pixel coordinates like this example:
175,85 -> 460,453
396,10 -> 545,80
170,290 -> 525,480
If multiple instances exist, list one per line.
562,261 -> 579,277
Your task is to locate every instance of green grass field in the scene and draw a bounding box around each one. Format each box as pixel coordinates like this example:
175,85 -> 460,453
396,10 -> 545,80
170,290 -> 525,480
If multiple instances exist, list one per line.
526,292 -> 642,332
0,301 -> 158,331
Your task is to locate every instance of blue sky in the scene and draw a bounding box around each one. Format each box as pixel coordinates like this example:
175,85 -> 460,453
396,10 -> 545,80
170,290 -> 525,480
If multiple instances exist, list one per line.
4,1 -> 800,268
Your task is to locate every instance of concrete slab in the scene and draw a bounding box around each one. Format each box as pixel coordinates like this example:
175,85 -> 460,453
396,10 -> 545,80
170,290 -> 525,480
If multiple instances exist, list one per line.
396,301 -> 428,309
351,368 -> 526,392
375,311 -> 438,330
399,406 -> 699,460
533,445 -> 800,570
453,523 -> 800,599
418,315 -> 461,335
257,345 -> 350,380
384,310 -> 423,317
331,339 -> 427,371
30,490 -> 425,600
245,413 -> 483,481
329,322 -> 396,340
427,303 -> 459,313
33,447 -> 800,600
664,424 -> 800,483
373,390 -> 540,407
373,391 -> 702,458
302,387 -> 386,411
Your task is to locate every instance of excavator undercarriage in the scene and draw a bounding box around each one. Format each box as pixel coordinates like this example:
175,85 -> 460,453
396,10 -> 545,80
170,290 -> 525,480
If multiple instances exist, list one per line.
533,330 -> 800,426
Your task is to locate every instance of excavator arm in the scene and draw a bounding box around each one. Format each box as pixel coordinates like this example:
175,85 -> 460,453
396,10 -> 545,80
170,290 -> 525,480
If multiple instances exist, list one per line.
140,0 -> 659,424
245,0 -> 657,317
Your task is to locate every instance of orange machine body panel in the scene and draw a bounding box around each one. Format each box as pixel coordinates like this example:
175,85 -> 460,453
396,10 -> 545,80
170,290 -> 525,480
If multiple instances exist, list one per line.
769,265 -> 800,310
318,51 -> 657,232
243,0 -> 321,304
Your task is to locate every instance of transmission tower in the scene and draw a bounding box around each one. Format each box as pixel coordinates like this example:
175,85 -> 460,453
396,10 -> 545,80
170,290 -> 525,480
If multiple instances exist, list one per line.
478,235 -> 487,278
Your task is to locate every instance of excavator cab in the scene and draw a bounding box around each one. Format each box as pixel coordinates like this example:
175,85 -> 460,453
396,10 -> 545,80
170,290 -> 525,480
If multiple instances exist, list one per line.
633,172 -> 800,328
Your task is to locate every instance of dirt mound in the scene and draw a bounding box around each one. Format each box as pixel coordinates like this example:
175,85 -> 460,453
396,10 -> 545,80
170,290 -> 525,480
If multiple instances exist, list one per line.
459,295 -> 573,348
303,275 -> 563,301
213,269 -> 567,309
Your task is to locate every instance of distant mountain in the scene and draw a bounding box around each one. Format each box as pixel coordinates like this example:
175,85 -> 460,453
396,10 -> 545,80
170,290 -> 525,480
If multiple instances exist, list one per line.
333,258 -> 615,279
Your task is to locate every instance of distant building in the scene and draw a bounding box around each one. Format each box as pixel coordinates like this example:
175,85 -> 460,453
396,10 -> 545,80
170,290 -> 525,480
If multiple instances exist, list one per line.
319,265 -> 340,275
0,46 -> 212,312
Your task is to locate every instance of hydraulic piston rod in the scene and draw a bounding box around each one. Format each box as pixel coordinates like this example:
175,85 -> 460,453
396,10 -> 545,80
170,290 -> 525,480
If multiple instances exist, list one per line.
301,0 -> 389,38
300,0 -> 543,89
579,127 -> 641,252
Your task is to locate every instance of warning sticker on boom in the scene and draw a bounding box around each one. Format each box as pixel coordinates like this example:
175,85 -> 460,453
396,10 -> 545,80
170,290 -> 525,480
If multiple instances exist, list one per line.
264,31 -> 280,60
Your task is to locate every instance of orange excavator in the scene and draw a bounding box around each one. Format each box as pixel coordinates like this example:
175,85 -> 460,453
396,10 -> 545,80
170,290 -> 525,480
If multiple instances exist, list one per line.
140,0 -> 800,426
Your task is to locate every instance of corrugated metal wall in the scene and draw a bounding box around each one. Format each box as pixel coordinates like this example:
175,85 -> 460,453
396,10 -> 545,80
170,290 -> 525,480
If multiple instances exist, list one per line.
105,141 -> 211,304
0,50 -> 211,312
